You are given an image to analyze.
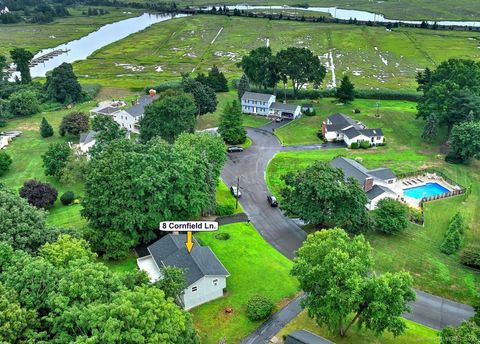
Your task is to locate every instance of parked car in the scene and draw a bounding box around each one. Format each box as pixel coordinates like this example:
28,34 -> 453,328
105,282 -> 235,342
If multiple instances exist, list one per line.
275,117 -> 283,122
230,186 -> 241,198
267,195 -> 278,207
227,146 -> 244,153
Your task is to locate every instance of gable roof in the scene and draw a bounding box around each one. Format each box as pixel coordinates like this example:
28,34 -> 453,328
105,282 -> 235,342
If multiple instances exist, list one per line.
330,156 -> 396,185
359,128 -> 383,137
126,95 -> 159,118
285,330 -> 334,344
79,131 -> 97,145
327,113 -> 360,129
94,106 -> 121,115
241,91 -> 274,102
367,184 -> 395,201
271,102 -> 300,113
148,234 -> 229,286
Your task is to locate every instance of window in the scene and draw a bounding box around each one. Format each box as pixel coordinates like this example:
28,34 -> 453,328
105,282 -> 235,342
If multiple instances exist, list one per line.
213,279 -> 218,286
191,286 -> 198,293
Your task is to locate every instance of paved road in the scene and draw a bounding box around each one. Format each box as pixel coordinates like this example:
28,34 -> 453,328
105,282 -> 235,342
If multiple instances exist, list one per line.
222,125 -> 474,339
240,295 -> 305,344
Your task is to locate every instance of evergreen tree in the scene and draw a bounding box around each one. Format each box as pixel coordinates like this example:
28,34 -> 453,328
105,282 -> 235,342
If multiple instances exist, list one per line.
10,48 -> 33,84
440,212 -> 465,255
218,100 -> 247,145
336,75 -> 355,103
45,63 -> 83,104
237,74 -> 250,100
40,117 -> 54,138
207,65 -> 229,92
421,115 -> 439,141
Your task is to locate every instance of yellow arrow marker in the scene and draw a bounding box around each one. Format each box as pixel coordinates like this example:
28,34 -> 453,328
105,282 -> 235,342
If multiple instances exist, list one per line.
185,231 -> 194,253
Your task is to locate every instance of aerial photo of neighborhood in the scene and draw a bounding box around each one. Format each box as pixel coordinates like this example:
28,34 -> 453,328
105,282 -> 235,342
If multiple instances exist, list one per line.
0,0 -> 479,343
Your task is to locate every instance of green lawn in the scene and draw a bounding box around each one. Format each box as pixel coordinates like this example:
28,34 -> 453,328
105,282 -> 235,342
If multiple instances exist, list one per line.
276,310 -> 438,344
266,97 -> 480,304
216,179 -> 244,214
193,223 -> 299,344
71,15 -> 480,90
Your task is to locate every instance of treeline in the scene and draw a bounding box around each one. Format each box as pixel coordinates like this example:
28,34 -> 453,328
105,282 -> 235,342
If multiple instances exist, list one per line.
0,1 -> 70,24
193,7 -> 480,32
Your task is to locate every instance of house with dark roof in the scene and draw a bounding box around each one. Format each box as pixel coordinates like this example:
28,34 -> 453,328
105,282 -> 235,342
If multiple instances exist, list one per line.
322,113 -> 384,147
241,91 -> 301,119
90,95 -> 158,133
285,330 -> 334,344
78,130 -> 97,154
330,156 -> 397,210
137,234 -> 230,310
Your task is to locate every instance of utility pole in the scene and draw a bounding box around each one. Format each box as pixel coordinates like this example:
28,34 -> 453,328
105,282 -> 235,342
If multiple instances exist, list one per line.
235,175 -> 240,210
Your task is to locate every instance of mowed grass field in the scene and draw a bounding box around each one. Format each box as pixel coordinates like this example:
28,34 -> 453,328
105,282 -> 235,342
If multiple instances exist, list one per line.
0,7 -> 141,58
266,99 -> 480,304
72,15 -> 480,90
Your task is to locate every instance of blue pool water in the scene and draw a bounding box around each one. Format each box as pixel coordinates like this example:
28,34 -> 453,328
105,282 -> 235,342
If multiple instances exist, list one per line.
403,182 -> 450,199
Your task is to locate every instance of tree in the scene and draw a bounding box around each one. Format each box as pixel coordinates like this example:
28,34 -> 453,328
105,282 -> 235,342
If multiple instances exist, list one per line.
10,48 -> 34,83
246,295 -> 274,321
59,152 -> 88,184
440,212 -> 465,255
0,151 -> 12,176
218,100 -> 247,145
60,191 -> 75,205
0,55 -> 8,81
139,94 -> 197,143
8,90 -> 39,117
237,73 -> 250,100
40,234 -> 96,267
372,198 -> 409,234
181,77 -> 218,117
292,228 -> 415,337
45,62 -> 83,103
0,188 -> 60,253
276,47 -> 326,98
59,111 -> 89,137
19,179 -> 58,209
40,117 -> 54,137
42,142 -> 71,179
155,266 -> 186,300
91,114 -> 126,143
421,114 -> 439,141
447,121 -> 480,163
281,161 -> 369,233
207,65 -> 228,92
239,47 -> 279,90
82,136 -> 225,257
440,304 -> 480,343
336,75 -> 355,103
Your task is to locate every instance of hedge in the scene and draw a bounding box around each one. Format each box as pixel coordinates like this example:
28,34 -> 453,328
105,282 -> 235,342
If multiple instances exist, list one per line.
144,80 -> 182,94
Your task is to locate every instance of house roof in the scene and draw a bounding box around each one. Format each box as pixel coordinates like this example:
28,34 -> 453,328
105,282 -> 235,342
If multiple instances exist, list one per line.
342,126 -> 362,139
126,95 -> 159,118
79,131 -> 97,145
271,102 -> 300,113
330,156 -> 396,185
285,330 -> 334,344
327,113 -> 360,129
94,106 -> 120,115
241,91 -> 274,102
359,128 -> 383,137
147,234 -> 229,286
367,184 -> 394,201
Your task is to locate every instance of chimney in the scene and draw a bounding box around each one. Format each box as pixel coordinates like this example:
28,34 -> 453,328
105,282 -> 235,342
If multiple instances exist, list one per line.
364,177 -> 374,192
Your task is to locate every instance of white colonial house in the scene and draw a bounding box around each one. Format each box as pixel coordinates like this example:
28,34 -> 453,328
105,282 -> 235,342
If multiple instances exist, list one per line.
241,91 -> 301,119
90,94 -> 158,134
78,131 -> 97,154
322,113 -> 384,147
330,156 -> 397,210
137,234 -> 230,310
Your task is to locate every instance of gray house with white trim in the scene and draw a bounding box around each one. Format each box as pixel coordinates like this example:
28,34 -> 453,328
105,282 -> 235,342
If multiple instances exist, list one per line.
330,156 -> 397,210
322,113 -> 384,147
137,234 -> 230,310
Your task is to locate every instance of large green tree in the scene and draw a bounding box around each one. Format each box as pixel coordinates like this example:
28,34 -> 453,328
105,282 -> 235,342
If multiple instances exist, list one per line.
276,47 -> 326,98
45,62 -> 83,103
42,142 -> 71,179
8,89 -> 39,117
239,46 -> 279,90
59,111 -> 89,137
281,161 -> 369,233
336,75 -> 355,103
182,77 -> 218,117
440,303 -> 480,343
218,100 -> 247,145
372,198 -> 409,234
447,121 -> 480,163
155,266 -> 186,300
10,48 -> 34,83
237,73 -> 250,100
292,228 -> 415,337
139,94 -> 197,143
90,115 -> 126,157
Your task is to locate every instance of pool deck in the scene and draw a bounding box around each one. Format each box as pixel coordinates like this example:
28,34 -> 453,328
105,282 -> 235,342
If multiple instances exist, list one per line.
391,173 -> 459,208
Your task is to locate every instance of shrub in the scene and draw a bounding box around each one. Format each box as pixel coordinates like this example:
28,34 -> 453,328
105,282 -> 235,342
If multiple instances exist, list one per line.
0,152 -> 12,176
144,80 -> 182,94
360,141 -> 371,149
19,179 -> 58,209
59,111 -> 89,137
60,191 -> 75,205
215,232 -> 231,240
215,204 -> 235,216
7,90 -> 40,117
353,108 -> 361,113
372,199 -> 409,234
445,151 -> 464,164
440,212 -> 465,255
408,207 -> 423,224
40,117 -> 54,137
460,244 -> 480,269
350,142 -> 359,149
246,295 -> 274,321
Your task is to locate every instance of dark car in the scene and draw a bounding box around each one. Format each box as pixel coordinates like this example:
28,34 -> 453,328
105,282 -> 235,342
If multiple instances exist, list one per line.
230,186 -> 241,198
227,146 -> 244,153
267,195 -> 278,207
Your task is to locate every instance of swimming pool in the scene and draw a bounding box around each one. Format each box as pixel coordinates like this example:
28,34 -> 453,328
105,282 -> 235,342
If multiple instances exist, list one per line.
403,182 -> 450,199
